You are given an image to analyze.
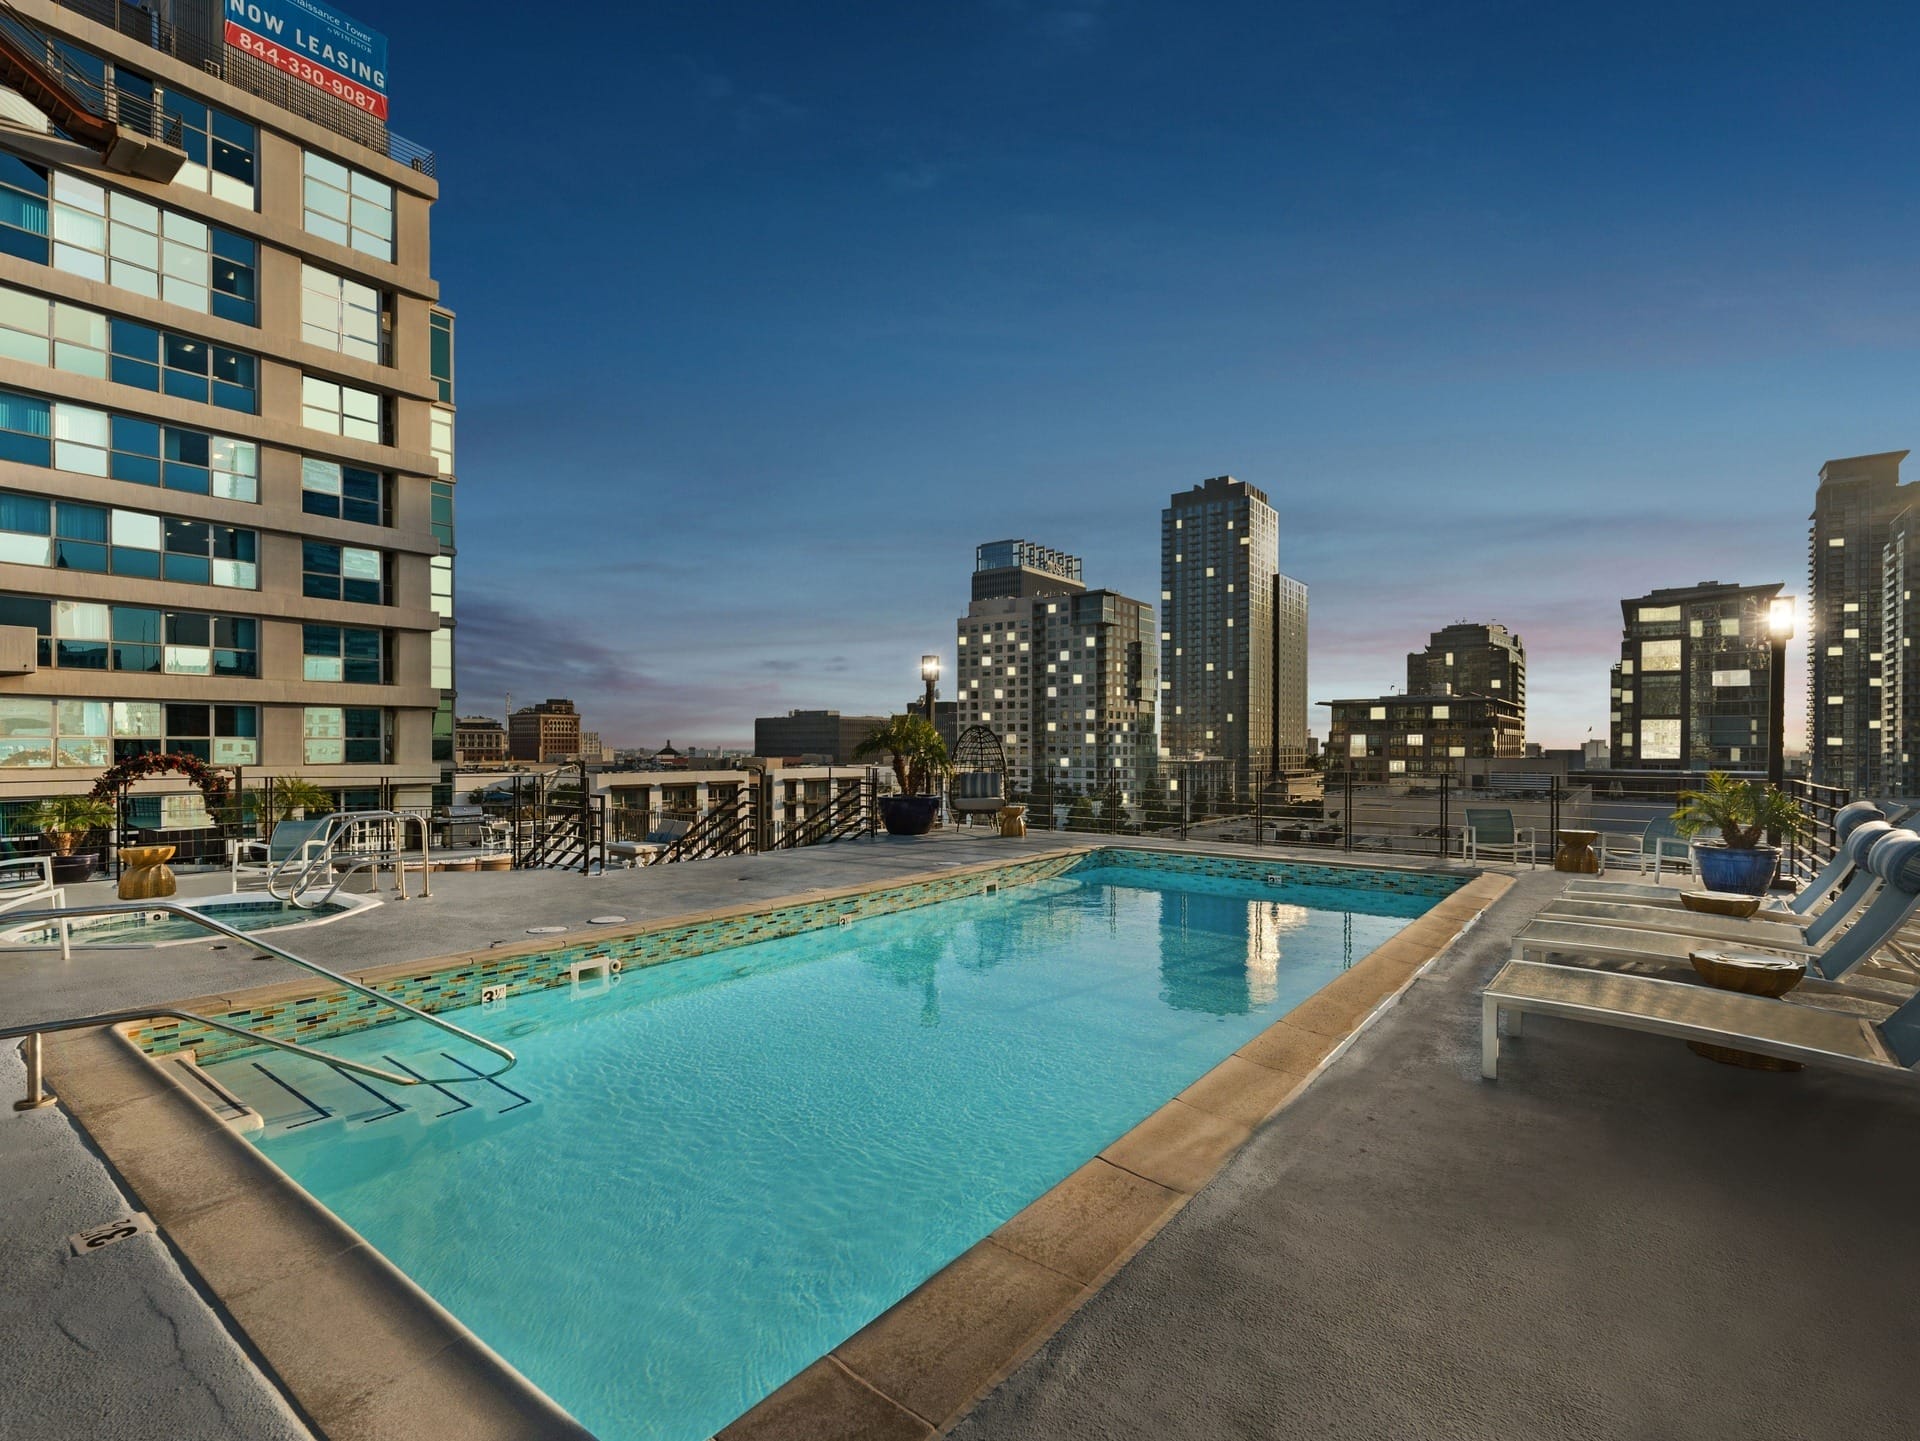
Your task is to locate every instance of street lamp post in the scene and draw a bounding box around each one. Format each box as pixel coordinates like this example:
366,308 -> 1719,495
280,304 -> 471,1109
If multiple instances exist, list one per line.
920,654 -> 940,724
1767,596 -> 1794,794
1767,595 -> 1794,855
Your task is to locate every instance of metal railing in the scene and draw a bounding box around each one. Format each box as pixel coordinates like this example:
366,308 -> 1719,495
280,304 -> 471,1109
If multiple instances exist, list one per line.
258,810 -> 432,908
773,778 -> 876,849
647,788 -> 756,866
1783,778 -> 1853,889
4,897 -> 515,1108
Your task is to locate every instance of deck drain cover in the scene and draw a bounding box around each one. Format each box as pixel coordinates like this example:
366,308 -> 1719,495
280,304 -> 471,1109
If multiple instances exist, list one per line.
589,915 -> 627,925
526,925 -> 567,935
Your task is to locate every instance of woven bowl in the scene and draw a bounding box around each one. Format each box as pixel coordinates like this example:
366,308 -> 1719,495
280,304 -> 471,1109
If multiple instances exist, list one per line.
1689,949 -> 1805,997
1680,890 -> 1762,918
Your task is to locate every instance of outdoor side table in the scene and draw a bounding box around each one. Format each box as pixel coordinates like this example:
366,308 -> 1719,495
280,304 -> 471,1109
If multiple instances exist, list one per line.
117,844 -> 177,901
1553,829 -> 1601,874
1687,950 -> 1807,1070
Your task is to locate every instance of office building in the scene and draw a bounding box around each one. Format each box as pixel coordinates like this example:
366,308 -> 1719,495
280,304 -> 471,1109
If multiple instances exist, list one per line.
453,714 -> 504,767
1883,498 -> 1919,796
1406,622 -> 1526,720
1160,476 -> 1308,773
0,0 -> 454,825
954,540 -> 1155,805
753,708 -> 887,765
1809,452 -> 1916,793
508,698 -> 579,763
1320,693 -> 1524,784
1608,581 -> 1782,772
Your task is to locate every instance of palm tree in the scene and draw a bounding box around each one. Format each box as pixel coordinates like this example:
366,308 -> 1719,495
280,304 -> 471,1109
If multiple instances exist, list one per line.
268,776 -> 334,822
853,716 -> 952,795
23,795 -> 117,855
1671,771 -> 1805,850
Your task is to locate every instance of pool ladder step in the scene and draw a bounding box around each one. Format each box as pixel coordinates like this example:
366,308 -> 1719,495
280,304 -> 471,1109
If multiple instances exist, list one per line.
205,1049 -> 534,1138
168,1053 -> 262,1133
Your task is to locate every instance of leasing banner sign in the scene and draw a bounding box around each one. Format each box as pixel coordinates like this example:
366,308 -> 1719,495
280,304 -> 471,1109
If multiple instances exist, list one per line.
223,0 -> 389,121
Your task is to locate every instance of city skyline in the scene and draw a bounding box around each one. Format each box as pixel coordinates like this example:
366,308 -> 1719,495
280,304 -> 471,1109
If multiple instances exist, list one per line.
395,1 -> 1902,750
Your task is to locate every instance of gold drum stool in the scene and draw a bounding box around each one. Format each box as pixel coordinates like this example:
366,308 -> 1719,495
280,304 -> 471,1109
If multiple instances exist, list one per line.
1553,829 -> 1601,874
117,844 -> 177,901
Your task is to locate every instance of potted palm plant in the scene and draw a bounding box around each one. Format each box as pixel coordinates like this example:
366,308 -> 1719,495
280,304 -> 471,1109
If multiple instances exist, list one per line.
24,795 -> 118,883
1670,771 -> 1807,895
854,716 -> 952,836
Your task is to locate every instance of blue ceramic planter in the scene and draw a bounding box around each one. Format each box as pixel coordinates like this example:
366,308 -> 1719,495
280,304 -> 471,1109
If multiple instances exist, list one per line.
880,795 -> 940,836
1694,844 -> 1779,896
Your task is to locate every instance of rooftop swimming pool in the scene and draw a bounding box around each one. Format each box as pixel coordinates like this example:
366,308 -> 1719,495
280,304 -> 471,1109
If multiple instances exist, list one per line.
198,852 -> 1457,1440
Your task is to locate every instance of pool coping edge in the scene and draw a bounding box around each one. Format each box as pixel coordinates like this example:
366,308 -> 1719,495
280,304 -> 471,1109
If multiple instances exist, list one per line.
717,868 -> 1516,1439
39,845 -> 1504,1441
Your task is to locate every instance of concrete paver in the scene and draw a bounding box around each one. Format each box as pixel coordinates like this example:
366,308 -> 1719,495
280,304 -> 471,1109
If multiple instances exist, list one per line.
0,1043 -> 311,1441
948,870 -> 1920,1441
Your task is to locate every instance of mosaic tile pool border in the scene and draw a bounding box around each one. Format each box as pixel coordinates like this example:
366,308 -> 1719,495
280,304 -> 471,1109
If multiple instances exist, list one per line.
131,848 -> 1468,1065
1085,848 -> 1468,898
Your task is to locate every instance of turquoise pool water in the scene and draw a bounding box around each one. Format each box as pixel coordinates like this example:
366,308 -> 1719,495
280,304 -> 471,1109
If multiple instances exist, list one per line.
215,859 -> 1442,1440
6,895 -> 360,946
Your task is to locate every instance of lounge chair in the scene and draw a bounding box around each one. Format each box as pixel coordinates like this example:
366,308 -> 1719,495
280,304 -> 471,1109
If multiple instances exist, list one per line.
1597,814 -> 1692,877
1512,829 -> 1920,985
1465,808 -> 1536,867
1569,801 -> 1889,911
230,818 -> 331,891
0,854 -> 68,958
1481,959 -> 1920,1080
1549,818 -> 1898,944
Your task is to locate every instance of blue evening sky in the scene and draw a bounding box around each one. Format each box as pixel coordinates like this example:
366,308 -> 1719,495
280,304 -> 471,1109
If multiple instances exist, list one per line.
380,0 -> 1918,749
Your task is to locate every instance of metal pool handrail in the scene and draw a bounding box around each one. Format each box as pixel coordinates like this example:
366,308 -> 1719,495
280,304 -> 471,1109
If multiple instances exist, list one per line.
267,810 -> 433,909
1,898 -> 514,1106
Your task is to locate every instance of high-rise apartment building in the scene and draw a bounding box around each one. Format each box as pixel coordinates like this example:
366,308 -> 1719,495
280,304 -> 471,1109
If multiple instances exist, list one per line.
1809,452 -> 1916,794
1406,622 -> 1526,719
0,0 -> 454,826
954,541 -> 1155,806
509,698 -> 580,763
1882,499 -> 1919,796
1159,476 -> 1307,771
1608,581 -> 1781,772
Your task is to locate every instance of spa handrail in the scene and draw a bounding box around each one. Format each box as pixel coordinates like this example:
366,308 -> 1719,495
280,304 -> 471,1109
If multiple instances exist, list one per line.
0,897 -> 514,1087
267,810 -> 433,908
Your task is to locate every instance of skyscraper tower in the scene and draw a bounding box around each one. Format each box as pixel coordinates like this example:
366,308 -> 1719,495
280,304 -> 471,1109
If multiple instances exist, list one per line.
1159,476 -> 1307,772
1809,452 -> 1917,792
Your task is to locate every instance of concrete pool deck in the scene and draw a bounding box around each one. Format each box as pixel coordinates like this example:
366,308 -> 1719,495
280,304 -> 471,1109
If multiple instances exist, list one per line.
12,838 -> 1911,1440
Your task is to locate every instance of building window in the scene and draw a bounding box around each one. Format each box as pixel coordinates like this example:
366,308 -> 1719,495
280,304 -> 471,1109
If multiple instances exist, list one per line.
1637,605 -> 1681,623
160,92 -> 256,207
1640,719 -> 1681,761
301,376 -> 383,442
1640,639 -> 1682,672
303,706 -> 388,764
104,414 -> 258,501
430,406 -> 452,474
429,481 -> 452,546
108,320 -> 256,411
430,310 -> 453,401
0,493 -> 254,587
1711,669 -> 1752,688
431,625 -> 452,689
302,625 -> 384,683
0,154 -> 48,264
430,556 -> 452,619
49,173 -> 256,323
302,542 -> 386,604
160,702 -> 258,763
302,151 -> 393,260
300,264 -> 385,362
301,458 -> 387,525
